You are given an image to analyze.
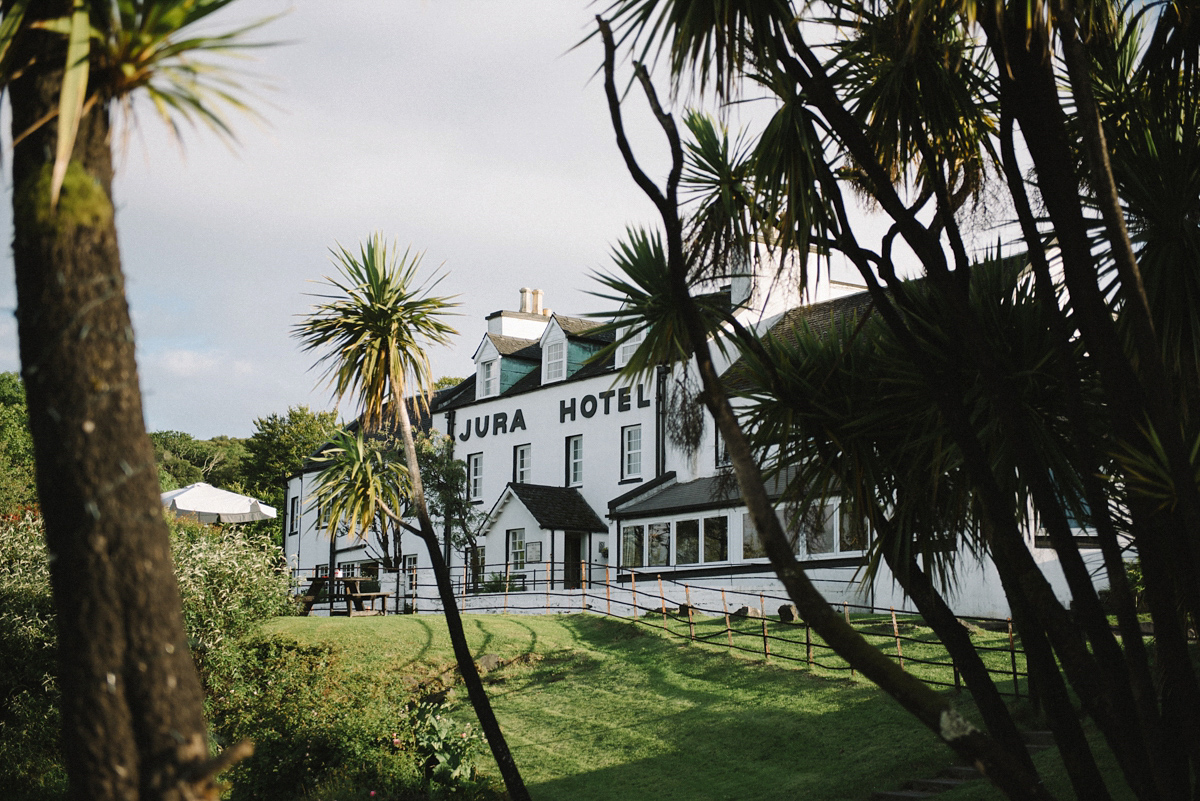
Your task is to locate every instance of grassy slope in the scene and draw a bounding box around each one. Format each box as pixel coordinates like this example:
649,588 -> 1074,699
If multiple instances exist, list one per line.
263,614 -> 964,800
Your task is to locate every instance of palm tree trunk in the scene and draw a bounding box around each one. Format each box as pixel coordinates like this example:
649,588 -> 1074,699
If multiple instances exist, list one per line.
9,6 -> 211,799
882,545 -> 1035,774
597,20 -> 1054,799
391,400 -> 531,801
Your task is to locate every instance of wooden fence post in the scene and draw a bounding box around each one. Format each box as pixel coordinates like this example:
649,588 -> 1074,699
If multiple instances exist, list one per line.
631,572 -> 638,619
503,561 -> 511,615
581,560 -> 587,612
844,603 -> 854,678
545,560 -> 551,614
658,575 -> 668,630
1008,617 -> 1020,698
891,608 -> 904,669
685,585 -> 695,641
605,565 -> 611,617
721,589 -> 733,647
806,621 -> 813,666
760,593 -> 769,662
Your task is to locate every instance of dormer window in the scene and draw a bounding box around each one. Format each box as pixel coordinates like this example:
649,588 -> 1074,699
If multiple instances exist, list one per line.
615,326 -> 647,368
545,341 -> 565,383
479,359 -> 498,398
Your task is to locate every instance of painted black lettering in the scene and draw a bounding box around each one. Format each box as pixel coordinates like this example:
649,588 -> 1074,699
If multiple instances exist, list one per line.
511,408 -> 527,431
458,427 -> 471,442
580,394 -> 598,418
493,412 -> 508,435
560,397 -> 577,423
637,383 -> 651,408
474,416 -> 490,438
618,386 -> 631,412
599,389 -> 616,414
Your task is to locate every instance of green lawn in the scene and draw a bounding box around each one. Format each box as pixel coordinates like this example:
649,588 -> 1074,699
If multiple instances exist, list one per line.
262,613 -> 974,800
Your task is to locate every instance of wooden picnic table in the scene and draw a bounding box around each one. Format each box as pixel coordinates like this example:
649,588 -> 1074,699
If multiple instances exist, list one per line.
296,575 -> 390,617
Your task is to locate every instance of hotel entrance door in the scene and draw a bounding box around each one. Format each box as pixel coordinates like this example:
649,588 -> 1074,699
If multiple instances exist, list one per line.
564,532 -> 583,589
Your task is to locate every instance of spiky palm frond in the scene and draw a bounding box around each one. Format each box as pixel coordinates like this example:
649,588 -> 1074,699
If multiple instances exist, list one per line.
599,0 -> 795,97
748,63 -> 837,277
294,234 -> 458,434
5,0 -> 275,205
823,0 -> 1000,206
589,225 -> 738,383
681,110 -> 765,279
310,429 -> 409,543
735,257 -> 1096,589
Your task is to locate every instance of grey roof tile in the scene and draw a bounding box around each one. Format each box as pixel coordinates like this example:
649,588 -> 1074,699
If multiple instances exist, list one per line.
507,483 -> 609,532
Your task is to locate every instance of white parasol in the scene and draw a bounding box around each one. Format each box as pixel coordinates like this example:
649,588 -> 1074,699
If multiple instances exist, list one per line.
161,482 -> 277,524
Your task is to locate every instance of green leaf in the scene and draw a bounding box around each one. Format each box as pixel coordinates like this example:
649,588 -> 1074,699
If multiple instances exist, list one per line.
0,0 -> 30,68
51,1 -> 91,209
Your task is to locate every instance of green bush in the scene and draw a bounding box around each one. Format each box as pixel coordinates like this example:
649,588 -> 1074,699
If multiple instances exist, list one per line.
0,513 -> 294,799
206,637 -> 426,801
0,512 -> 62,801
170,516 -> 294,671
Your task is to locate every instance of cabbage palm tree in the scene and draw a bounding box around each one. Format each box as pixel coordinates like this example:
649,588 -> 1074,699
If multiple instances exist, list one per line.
595,2 -> 1200,797
592,27 -> 1052,796
294,234 -> 531,801
1,2 -> 270,798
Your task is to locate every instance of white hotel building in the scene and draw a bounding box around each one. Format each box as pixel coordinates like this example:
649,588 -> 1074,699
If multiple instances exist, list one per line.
283,264 -> 1099,619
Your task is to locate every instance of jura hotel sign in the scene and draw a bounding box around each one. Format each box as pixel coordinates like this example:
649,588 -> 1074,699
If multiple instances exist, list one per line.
457,382 -> 653,442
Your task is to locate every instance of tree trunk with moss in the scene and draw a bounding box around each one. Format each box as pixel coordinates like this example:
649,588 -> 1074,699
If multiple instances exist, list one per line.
8,4 -> 212,799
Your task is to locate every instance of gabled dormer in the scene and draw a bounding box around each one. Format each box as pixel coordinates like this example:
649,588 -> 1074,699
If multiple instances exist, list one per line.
473,332 -> 541,401
540,321 -> 568,384
538,314 -> 611,386
473,337 -> 501,400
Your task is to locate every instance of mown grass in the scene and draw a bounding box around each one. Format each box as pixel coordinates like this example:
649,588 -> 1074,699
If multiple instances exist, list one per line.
264,613 -> 976,800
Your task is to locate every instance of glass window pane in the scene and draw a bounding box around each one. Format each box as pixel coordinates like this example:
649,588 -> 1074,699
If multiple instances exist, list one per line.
839,503 -> 866,552
704,516 -> 728,562
805,502 -> 835,554
509,528 -> 525,570
568,436 -> 583,485
623,425 -> 642,478
676,519 -> 699,564
743,512 -> 766,559
622,525 -> 644,567
648,522 -> 670,566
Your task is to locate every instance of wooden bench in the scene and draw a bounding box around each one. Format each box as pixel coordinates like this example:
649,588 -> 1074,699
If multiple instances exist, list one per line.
296,575 -> 390,616
345,590 -> 391,617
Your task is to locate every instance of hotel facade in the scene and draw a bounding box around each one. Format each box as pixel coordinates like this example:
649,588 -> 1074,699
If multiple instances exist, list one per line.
283,265 -> 1099,619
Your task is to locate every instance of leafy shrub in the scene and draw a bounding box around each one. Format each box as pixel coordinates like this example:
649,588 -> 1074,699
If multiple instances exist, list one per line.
0,513 -> 294,799
0,512 -> 62,801
1125,558 -> 1147,613
477,572 -> 525,594
408,700 -> 488,794
170,516 -> 293,671
206,637 -> 425,800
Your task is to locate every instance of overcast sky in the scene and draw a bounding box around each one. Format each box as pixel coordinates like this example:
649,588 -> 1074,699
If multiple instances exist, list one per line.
0,2 -> 905,440
0,2 -> 711,438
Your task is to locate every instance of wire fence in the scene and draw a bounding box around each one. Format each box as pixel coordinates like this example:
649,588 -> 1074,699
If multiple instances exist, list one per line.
293,559 -> 1030,700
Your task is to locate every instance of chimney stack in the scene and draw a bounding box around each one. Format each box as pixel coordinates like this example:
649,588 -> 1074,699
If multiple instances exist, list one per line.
532,289 -> 545,315
519,287 -> 532,314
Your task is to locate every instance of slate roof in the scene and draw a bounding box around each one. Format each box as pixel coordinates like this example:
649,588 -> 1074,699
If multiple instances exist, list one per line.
555,314 -> 613,341
769,289 -> 877,342
723,289 -> 877,392
486,333 -> 541,360
613,468 -> 796,518
507,483 -> 609,532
